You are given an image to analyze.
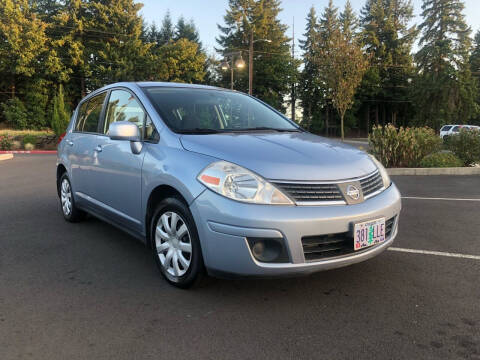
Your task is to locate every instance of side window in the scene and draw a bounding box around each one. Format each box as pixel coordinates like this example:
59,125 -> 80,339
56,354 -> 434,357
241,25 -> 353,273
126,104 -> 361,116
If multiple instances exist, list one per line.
75,93 -> 106,133
75,101 -> 89,132
144,115 -> 159,142
104,90 -> 145,134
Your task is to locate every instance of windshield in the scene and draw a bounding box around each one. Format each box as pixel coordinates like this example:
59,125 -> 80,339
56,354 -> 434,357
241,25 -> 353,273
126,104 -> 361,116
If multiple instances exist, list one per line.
142,87 -> 299,133
441,125 -> 452,131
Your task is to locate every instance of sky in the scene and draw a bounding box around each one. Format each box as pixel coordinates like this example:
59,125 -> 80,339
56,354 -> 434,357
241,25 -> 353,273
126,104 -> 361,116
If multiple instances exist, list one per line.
140,0 -> 480,57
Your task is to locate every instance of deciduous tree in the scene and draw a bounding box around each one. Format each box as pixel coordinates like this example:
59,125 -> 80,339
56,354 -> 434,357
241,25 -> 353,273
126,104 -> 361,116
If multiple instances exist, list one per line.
317,26 -> 369,140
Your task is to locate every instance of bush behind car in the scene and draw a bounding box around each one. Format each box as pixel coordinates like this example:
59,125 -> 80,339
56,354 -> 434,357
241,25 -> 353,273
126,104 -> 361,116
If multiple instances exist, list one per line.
446,129 -> 480,166
369,125 -> 442,167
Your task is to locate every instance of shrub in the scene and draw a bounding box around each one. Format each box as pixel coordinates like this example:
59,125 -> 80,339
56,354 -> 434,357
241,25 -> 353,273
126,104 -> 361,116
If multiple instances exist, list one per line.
22,134 -> 37,146
51,84 -> 71,137
369,124 -> 442,167
0,133 -> 13,150
420,152 -> 463,168
1,98 -> 29,130
11,140 -> 22,150
446,129 -> 480,166
24,143 -> 35,151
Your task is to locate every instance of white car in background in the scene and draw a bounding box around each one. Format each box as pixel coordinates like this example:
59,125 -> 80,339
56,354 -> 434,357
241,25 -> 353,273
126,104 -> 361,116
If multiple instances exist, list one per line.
440,124 -> 480,139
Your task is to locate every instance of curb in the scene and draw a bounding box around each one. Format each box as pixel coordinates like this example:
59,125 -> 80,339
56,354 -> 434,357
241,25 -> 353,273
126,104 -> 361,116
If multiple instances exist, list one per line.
0,153 -> 13,161
387,167 -> 480,176
0,150 -> 57,154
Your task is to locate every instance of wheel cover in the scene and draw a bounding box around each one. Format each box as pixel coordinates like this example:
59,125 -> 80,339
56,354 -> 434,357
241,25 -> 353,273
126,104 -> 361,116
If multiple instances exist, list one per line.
61,179 -> 72,216
155,211 -> 192,277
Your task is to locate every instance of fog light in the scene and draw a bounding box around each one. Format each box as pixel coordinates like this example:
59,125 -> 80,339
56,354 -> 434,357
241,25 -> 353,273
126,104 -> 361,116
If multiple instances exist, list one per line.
247,238 -> 289,263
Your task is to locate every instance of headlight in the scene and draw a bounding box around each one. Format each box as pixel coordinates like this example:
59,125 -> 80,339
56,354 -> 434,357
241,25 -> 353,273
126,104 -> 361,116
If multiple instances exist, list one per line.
368,155 -> 391,188
197,161 -> 293,205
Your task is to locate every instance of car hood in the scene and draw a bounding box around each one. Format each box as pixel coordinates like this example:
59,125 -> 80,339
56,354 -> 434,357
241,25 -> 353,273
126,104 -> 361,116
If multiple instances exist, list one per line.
179,132 -> 376,181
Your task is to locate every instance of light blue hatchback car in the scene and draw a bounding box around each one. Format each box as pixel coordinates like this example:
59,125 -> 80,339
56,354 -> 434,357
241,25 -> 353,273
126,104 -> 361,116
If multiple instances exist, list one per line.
57,82 -> 401,287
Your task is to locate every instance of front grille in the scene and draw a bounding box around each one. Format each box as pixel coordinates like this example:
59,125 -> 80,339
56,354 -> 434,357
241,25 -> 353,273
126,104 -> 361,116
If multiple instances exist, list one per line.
272,171 -> 384,204
302,216 -> 396,261
272,182 -> 343,203
302,232 -> 354,260
360,171 -> 384,197
385,216 -> 395,237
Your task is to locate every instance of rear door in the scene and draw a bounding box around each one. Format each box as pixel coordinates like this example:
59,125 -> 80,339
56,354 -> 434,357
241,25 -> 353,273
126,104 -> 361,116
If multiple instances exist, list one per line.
69,92 -> 107,205
88,89 -> 154,232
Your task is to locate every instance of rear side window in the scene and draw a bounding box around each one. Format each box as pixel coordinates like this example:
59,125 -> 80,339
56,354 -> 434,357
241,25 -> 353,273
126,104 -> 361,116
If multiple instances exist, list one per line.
452,126 -> 460,132
75,93 -> 106,133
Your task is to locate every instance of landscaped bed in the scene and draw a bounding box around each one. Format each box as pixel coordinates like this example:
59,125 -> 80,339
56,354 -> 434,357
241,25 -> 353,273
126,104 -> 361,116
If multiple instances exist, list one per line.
0,129 -> 57,151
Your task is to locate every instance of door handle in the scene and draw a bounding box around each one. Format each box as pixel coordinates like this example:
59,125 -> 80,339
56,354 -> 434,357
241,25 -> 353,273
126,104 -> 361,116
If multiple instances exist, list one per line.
95,145 -> 103,153
66,140 -> 74,146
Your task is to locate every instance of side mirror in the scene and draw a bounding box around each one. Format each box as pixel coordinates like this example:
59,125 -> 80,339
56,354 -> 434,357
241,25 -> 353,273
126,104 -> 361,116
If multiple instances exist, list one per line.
108,121 -> 143,154
108,121 -> 141,141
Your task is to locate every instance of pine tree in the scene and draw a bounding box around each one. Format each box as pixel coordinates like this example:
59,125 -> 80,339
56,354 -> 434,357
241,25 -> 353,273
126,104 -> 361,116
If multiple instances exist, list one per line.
216,0 -> 296,111
51,0 -> 91,99
154,38 -> 206,83
471,30 -> 480,124
318,0 -> 340,54
317,0 -> 340,135
339,0 -> 358,42
146,23 -> 160,45
175,17 -> 201,45
299,7 -> 322,131
0,0 -> 50,97
471,31 -> 480,76
415,0 -> 478,128
360,0 -> 417,129
51,84 -> 71,136
86,0 -> 152,89
160,11 -> 174,45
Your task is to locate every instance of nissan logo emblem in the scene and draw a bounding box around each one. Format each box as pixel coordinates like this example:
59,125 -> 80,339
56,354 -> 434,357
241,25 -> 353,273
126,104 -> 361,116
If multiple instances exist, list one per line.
346,185 -> 360,200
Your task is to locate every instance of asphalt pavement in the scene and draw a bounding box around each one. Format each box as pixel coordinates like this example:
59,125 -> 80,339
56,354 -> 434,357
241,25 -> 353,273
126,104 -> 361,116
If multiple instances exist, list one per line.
0,155 -> 479,360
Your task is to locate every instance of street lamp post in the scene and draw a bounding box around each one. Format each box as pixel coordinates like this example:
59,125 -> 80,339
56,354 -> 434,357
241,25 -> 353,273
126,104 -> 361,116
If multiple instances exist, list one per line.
221,52 -> 245,90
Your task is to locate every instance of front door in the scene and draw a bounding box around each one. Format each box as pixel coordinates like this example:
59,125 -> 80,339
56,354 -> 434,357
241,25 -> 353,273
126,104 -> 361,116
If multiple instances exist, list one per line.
88,89 -> 148,233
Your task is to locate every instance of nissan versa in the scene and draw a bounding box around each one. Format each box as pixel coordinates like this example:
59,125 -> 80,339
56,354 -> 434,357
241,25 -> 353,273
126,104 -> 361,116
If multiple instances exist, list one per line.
56,82 -> 401,288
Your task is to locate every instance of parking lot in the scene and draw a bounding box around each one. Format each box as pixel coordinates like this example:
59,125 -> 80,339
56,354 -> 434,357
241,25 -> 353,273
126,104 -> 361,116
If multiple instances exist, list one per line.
0,155 -> 479,360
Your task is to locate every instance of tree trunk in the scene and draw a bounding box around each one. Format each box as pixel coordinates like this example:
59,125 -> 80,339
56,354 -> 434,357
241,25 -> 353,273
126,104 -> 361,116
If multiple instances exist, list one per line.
325,104 -> 329,137
81,76 -> 86,98
341,113 -> 345,141
249,31 -> 253,95
375,104 -> 379,125
11,77 -> 15,99
382,103 -> 386,127
366,104 -> 370,136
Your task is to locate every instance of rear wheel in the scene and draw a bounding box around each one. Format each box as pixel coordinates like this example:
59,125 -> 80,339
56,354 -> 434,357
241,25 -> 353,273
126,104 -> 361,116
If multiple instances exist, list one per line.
150,197 -> 204,288
59,173 -> 86,222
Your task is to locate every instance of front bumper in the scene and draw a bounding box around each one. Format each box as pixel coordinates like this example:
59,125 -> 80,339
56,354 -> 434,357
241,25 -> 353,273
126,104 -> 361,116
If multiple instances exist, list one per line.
190,183 -> 402,277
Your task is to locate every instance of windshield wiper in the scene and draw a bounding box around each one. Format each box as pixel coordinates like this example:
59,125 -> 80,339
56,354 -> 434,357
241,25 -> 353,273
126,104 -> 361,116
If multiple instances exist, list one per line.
231,127 -> 302,132
177,128 -> 224,134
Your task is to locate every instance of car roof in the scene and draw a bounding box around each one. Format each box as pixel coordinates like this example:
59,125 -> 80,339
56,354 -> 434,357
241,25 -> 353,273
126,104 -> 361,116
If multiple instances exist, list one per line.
77,81 -> 229,106
135,81 -> 223,90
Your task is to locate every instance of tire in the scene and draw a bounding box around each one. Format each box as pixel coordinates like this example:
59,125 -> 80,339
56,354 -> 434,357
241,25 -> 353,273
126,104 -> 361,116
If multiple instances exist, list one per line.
150,197 -> 205,288
59,173 -> 86,222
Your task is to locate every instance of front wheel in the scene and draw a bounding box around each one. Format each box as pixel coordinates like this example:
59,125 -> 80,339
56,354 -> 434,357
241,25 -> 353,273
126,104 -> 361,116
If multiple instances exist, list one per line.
150,197 -> 205,288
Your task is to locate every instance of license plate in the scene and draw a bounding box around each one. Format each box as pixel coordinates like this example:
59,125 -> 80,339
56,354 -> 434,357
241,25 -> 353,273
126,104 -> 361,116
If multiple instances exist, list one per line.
354,218 -> 386,251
